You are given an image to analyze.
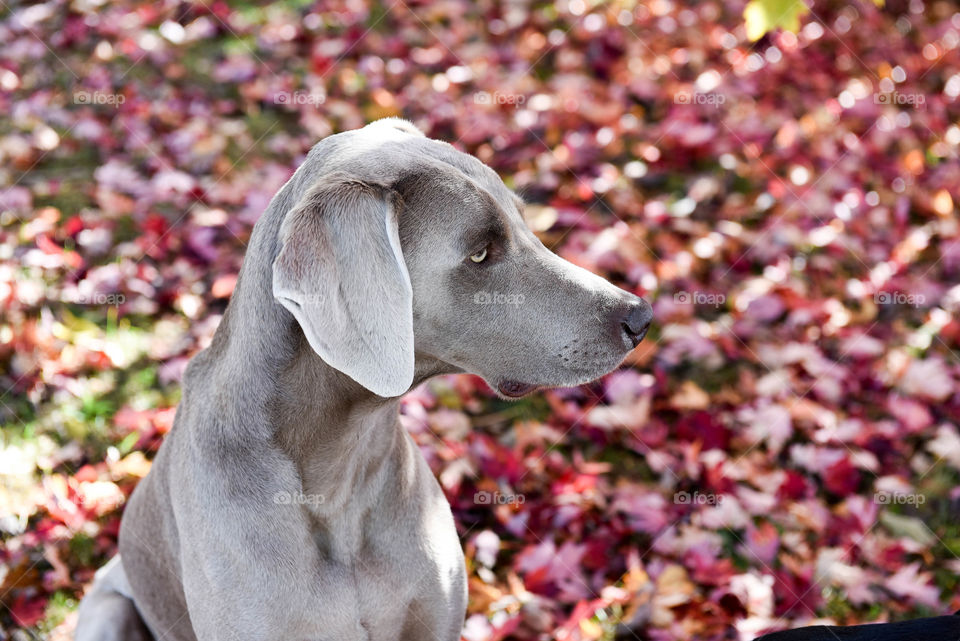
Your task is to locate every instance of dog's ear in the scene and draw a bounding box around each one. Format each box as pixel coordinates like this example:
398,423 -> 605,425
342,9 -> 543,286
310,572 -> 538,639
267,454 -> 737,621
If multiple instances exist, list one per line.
272,176 -> 413,397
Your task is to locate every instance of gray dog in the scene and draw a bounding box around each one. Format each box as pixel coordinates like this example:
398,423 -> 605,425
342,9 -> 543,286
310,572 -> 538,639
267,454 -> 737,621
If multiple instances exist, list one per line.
74,119 -> 652,641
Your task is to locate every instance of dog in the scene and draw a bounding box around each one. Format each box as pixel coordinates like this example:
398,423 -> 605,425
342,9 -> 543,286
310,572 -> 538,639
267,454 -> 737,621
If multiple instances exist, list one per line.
74,118 -> 653,641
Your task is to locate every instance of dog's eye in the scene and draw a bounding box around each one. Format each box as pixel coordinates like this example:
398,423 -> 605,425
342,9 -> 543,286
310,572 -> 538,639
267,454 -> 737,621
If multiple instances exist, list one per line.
469,248 -> 488,263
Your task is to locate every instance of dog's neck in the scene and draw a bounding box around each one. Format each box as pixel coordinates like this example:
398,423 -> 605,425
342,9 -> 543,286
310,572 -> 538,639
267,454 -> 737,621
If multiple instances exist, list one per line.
194,187 -> 453,501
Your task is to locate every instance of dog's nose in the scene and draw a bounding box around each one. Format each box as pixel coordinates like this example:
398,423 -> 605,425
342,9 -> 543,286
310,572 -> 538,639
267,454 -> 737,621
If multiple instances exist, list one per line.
620,300 -> 653,347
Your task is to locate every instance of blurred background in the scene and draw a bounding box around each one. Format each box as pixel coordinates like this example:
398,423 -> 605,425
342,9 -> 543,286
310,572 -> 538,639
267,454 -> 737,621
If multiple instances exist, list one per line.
2,0 -> 960,639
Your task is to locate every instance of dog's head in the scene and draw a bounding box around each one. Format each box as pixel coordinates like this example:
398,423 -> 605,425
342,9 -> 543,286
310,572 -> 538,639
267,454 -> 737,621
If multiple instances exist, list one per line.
272,119 -> 652,398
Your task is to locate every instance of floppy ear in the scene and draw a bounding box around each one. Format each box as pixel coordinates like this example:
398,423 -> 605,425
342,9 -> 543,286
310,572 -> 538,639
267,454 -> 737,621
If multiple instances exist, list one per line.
272,176 -> 414,397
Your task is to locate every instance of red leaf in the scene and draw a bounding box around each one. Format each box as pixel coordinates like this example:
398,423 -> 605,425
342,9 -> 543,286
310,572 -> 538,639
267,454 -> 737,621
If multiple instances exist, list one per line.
823,458 -> 861,496
10,592 -> 47,627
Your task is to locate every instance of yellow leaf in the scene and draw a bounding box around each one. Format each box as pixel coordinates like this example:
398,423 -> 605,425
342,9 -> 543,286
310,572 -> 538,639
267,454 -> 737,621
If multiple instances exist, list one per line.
670,381 -> 710,410
743,0 -> 810,41
932,189 -> 954,216
579,618 -> 604,639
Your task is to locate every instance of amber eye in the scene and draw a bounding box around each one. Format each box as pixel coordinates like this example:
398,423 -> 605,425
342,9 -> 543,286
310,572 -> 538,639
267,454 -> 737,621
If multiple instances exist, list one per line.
469,248 -> 488,263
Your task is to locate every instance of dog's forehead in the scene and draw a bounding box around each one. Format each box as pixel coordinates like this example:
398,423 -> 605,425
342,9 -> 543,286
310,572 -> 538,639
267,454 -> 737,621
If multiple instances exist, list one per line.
409,144 -> 525,233
326,123 -> 520,208
308,123 -> 525,251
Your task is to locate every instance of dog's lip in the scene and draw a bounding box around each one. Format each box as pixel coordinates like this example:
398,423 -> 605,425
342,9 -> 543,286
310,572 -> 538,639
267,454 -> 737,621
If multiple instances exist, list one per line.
497,380 -> 539,398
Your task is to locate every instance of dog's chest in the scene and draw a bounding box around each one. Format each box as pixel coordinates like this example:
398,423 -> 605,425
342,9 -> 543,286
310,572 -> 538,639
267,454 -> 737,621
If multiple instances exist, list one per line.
308,495 -> 467,640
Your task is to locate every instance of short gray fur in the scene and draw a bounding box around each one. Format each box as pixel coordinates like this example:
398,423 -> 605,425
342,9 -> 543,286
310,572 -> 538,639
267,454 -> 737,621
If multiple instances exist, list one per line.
74,119 -> 652,641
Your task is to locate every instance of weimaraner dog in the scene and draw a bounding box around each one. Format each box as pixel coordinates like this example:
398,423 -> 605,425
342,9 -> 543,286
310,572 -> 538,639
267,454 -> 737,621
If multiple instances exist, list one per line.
74,118 -> 652,641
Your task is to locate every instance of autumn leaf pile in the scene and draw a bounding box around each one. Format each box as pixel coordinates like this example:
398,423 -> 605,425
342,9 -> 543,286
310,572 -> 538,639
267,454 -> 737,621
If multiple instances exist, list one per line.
2,0 -> 960,639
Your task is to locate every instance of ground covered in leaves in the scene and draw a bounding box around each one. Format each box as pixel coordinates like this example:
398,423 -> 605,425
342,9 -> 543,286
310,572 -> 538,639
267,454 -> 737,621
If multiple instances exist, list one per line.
2,0 -> 960,639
